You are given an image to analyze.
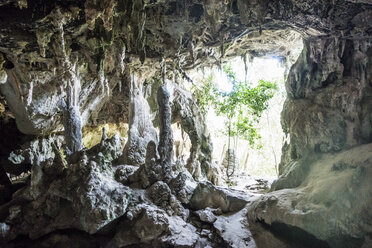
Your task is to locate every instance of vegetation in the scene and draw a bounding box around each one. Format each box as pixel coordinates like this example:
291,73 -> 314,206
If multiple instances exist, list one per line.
192,65 -> 278,146
192,65 -> 278,181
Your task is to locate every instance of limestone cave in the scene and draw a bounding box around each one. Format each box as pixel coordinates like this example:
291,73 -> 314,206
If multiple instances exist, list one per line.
0,0 -> 371,247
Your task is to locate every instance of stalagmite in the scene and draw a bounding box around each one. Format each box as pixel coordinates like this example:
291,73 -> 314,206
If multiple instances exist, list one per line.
157,85 -> 173,182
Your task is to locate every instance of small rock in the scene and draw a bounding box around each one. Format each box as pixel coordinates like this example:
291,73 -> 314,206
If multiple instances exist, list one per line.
195,208 -> 217,224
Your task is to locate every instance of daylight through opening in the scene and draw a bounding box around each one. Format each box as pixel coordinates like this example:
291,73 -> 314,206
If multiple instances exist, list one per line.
188,37 -> 303,191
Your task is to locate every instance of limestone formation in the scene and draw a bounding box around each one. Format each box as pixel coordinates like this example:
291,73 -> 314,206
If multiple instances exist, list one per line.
0,134 -> 131,241
0,0 -> 371,247
121,80 -> 158,166
171,86 -> 214,182
157,85 -> 173,183
248,143 -> 372,248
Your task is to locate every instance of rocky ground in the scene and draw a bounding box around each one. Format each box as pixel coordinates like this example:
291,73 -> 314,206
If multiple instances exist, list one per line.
0,129 -> 299,248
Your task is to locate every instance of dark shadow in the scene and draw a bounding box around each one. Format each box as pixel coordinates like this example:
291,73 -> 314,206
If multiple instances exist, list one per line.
249,220 -> 331,248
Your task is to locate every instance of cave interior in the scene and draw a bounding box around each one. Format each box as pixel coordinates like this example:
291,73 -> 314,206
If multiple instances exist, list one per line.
0,0 -> 372,248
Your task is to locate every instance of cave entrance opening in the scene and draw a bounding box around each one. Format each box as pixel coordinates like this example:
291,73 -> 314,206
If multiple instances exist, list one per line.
189,38 -> 303,189
211,57 -> 286,177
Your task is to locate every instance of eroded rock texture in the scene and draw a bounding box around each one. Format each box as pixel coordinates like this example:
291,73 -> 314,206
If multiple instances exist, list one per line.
1,133 -> 129,239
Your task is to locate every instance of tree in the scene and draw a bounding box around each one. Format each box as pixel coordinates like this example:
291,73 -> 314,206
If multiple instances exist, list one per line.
192,64 -> 278,181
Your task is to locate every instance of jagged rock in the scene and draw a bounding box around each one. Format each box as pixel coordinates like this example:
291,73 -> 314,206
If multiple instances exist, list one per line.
3,136 -> 64,176
147,181 -> 172,208
113,203 -> 198,248
162,216 -> 199,247
2,133 -> 131,240
88,133 -> 123,162
280,38 -> 372,176
147,181 -> 187,218
10,136 -> 63,167
132,140 -> 162,188
133,205 -> 169,242
114,164 -> 138,185
190,181 -> 251,213
168,172 -> 190,204
207,162 -> 223,186
244,178 -> 272,194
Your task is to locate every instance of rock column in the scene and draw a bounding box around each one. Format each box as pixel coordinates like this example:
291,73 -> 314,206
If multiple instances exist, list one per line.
157,85 -> 173,182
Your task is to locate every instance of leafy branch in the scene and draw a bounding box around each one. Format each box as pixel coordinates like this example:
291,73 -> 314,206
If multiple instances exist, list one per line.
192,64 -> 278,147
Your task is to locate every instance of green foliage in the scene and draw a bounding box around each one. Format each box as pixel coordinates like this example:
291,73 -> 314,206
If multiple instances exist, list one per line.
192,64 -> 278,147
191,74 -> 217,116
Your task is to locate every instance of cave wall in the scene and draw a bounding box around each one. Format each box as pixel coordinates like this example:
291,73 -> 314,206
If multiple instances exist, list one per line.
275,37 -> 372,189
249,33 -> 372,248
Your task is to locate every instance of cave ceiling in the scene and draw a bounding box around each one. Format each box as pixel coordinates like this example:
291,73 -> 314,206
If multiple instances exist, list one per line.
0,0 -> 371,134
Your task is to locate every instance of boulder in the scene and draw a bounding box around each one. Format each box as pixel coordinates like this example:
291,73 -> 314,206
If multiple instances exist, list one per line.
194,208 -> 217,224
190,181 -> 251,213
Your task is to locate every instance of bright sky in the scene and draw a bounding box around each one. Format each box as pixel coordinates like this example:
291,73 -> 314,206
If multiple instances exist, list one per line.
215,57 -> 285,92
200,56 -> 288,178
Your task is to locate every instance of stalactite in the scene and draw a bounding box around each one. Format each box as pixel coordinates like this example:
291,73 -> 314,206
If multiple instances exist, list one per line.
105,78 -> 110,97
160,57 -> 166,85
62,81 -> 82,155
54,12 -> 83,155
220,39 -> 224,58
27,81 -> 33,106
190,41 -> 195,63
57,21 -> 70,76
120,45 -> 126,74
243,53 -> 248,82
